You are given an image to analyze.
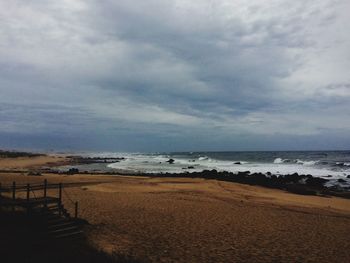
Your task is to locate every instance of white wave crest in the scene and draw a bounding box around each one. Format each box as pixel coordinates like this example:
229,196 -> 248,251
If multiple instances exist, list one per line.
274,158 -> 318,166
273,158 -> 284,164
296,159 -> 319,166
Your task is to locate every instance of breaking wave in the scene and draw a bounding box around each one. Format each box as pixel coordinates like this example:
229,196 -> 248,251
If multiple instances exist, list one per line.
273,158 -> 319,166
336,162 -> 350,167
273,158 -> 285,164
75,151 -> 349,187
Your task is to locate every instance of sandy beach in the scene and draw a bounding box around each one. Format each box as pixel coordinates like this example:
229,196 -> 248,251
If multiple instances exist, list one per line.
2,0 -> 350,261
1,155 -> 350,262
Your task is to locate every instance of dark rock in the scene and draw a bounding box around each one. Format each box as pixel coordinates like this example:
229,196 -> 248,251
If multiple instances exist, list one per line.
237,171 -> 250,176
234,162 -> 241,165
338,178 -> 346,183
199,169 -> 218,179
284,173 -> 301,183
166,159 -> 175,164
67,168 -> 79,175
27,171 -> 42,176
188,166 -> 194,169
129,169 -> 348,199
69,156 -> 125,164
305,177 -> 328,187
286,184 -> 317,195
0,150 -> 43,158
347,175 -> 350,178
266,172 -> 271,176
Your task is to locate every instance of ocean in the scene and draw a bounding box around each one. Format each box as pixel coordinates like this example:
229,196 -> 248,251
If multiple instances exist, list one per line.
68,151 -> 350,187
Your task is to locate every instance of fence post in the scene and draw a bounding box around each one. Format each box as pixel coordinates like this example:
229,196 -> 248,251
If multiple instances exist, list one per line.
75,201 -> 78,219
44,179 -> 47,198
26,184 -> 30,214
27,184 -> 30,201
12,182 -> 16,212
44,179 -> 48,208
12,182 -> 16,200
58,183 -> 62,216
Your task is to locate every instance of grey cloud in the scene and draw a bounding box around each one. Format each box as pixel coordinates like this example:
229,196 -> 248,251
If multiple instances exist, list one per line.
0,0 -> 349,151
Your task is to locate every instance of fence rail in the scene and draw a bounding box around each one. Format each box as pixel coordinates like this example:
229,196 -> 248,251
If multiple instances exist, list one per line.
0,179 -> 79,219
0,183 -> 61,193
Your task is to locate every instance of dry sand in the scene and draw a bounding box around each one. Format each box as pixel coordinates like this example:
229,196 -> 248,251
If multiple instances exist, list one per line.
0,155 -> 68,169
0,156 -> 350,262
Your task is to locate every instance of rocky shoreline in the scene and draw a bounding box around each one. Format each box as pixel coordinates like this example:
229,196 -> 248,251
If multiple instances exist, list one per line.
2,152 -> 349,199
35,166 -> 350,199
67,156 -> 126,164
57,156 -> 350,198
148,170 -> 350,199
0,150 -> 43,158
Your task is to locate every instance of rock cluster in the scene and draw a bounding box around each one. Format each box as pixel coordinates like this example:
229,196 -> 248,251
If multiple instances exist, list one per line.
150,170 -> 349,198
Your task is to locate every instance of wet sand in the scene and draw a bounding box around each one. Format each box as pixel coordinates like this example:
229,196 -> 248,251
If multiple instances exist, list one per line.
0,156 -> 350,262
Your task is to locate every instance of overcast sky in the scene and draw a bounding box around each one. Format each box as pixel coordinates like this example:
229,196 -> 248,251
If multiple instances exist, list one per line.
0,0 -> 349,152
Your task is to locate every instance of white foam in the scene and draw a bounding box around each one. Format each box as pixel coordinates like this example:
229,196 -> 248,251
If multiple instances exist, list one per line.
233,161 -> 249,164
273,158 -> 284,164
106,154 -> 350,188
274,158 -> 320,166
296,159 -> 319,166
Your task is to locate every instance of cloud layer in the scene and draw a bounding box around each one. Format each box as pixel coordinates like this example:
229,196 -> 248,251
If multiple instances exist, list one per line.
0,0 -> 349,151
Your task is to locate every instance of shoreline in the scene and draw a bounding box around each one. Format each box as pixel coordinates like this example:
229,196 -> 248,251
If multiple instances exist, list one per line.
1,152 -> 349,199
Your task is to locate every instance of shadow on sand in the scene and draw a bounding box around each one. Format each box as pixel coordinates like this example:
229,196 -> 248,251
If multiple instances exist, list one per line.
0,210 -> 140,263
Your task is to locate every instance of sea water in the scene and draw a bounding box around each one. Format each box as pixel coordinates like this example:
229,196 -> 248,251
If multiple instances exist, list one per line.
65,151 -> 350,187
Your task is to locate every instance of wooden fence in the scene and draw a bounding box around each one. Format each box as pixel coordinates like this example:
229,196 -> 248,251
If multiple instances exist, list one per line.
0,179 -> 78,218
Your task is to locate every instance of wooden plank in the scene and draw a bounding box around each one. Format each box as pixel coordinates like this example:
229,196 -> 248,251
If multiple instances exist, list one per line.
0,183 -> 61,192
0,180 -> 81,223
